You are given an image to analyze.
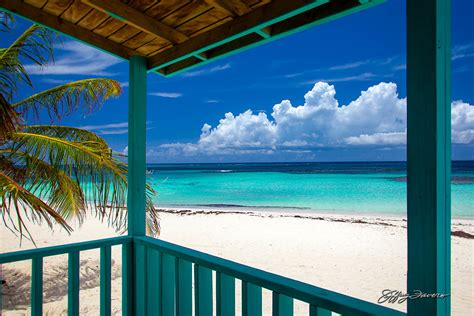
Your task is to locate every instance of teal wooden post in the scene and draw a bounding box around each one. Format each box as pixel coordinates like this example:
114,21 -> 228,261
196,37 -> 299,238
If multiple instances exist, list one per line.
100,246 -> 112,316
216,272 -> 235,316
407,0 -> 451,315
272,292 -> 293,316
31,257 -> 43,316
68,252 -> 80,316
177,259 -> 193,315
124,55 -> 147,316
194,265 -> 213,316
242,282 -> 262,316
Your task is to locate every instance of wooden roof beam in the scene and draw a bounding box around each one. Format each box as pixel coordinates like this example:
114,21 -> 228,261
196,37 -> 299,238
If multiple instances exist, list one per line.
204,0 -> 252,17
154,0 -> 383,77
81,0 -> 189,44
147,0 -> 329,71
0,0 -> 136,60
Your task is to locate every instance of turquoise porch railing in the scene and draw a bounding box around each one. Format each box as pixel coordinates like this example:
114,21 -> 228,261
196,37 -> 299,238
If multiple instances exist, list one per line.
1,236 -> 405,316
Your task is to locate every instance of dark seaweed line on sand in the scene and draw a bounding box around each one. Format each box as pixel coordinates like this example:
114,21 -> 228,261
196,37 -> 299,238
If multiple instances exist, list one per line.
157,209 -> 474,240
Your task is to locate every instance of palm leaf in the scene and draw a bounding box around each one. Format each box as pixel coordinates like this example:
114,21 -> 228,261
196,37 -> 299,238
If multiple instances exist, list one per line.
0,93 -> 21,141
0,11 -> 14,32
0,24 -> 56,100
12,79 -> 122,122
0,171 -> 72,243
2,149 -> 86,222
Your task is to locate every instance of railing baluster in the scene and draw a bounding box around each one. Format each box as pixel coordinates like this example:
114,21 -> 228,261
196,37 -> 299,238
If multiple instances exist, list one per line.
135,243 -> 148,315
194,264 -> 213,316
272,292 -> 293,316
310,305 -> 332,316
68,252 -> 80,316
147,249 -> 161,315
162,253 -> 176,316
122,242 -> 133,316
31,257 -> 43,316
177,258 -> 192,315
217,272 -> 235,316
100,246 -> 111,316
242,281 -> 262,316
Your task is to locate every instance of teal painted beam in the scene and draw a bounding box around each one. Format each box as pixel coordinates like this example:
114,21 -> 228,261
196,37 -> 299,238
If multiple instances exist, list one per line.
68,252 -> 80,316
242,282 -> 262,316
272,292 -> 293,316
100,247 -> 112,316
127,55 -> 147,237
153,0 -> 385,77
31,257 -> 43,316
0,236 -> 131,264
127,55 -> 147,316
406,0 -> 451,315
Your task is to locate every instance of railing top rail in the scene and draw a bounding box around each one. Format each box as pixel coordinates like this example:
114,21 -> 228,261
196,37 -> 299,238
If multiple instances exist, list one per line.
136,236 -> 405,316
0,236 -> 132,264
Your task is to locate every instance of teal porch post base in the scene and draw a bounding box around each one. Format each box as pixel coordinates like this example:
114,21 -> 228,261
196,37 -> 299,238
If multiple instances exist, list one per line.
406,0 -> 451,315
124,55 -> 147,316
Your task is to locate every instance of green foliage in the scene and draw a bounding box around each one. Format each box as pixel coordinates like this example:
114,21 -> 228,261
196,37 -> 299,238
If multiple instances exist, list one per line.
0,17 -> 159,243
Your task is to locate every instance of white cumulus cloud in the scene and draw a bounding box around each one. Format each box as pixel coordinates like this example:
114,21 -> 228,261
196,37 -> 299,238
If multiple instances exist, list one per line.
153,81 -> 473,157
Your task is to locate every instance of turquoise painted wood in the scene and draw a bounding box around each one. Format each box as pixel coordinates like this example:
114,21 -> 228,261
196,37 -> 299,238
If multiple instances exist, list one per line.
153,0 -> 385,77
0,237 -> 131,264
177,258 -> 192,315
217,272 -> 235,316
31,257 -> 43,316
127,55 -> 148,316
100,246 -> 112,316
122,242 -> 133,316
136,237 -> 403,316
161,253 -> 176,316
406,0 -> 451,315
195,264 -> 213,316
242,282 -> 262,316
127,55 -> 147,237
309,305 -> 332,316
272,292 -> 293,316
68,252 -> 80,316
147,249 -> 161,316
135,244 -> 147,315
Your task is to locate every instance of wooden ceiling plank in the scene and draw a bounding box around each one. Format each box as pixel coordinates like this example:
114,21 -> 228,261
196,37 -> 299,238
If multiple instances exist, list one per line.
204,0 -> 251,17
82,0 -> 189,44
157,0 -> 379,76
147,0 -> 328,71
0,0 -> 136,59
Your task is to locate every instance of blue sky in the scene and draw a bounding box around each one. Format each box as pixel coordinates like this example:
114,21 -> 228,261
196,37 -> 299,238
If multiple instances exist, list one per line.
3,0 -> 473,163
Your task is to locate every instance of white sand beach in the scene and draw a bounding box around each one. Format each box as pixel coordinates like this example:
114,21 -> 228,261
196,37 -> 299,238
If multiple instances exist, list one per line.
1,209 -> 473,315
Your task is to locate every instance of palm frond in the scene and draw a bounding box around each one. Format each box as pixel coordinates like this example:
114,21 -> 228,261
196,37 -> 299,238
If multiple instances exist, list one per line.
2,149 -> 86,222
0,11 -> 14,32
10,130 -> 129,225
12,79 -> 122,122
0,24 -> 56,100
0,171 -> 72,243
0,93 -> 21,141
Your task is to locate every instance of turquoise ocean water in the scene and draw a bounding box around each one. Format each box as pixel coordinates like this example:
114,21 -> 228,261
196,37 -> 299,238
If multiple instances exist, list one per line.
146,161 -> 474,217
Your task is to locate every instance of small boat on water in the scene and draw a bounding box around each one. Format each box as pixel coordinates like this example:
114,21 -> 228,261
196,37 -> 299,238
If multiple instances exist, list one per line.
146,169 -> 154,175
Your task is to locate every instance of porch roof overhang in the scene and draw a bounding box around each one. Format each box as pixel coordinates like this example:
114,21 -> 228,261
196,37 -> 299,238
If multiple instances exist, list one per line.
1,0 -> 382,77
